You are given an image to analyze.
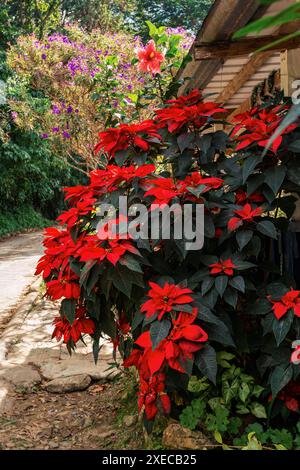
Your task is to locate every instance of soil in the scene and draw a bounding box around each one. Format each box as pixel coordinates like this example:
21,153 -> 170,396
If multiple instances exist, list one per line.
0,376 -> 148,450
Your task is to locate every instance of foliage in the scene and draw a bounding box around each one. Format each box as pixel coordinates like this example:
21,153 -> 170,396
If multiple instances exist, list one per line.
36,46 -> 300,435
0,206 -> 50,238
7,23 -> 193,172
130,0 -> 213,36
180,354 -> 265,433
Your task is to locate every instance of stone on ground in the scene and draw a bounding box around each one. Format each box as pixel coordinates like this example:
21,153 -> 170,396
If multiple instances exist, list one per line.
45,374 -> 92,393
162,423 -> 214,450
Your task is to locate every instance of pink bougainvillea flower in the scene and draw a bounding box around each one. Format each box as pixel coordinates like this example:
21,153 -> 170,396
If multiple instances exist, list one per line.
137,40 -> 164,74
269,289 -> 300,320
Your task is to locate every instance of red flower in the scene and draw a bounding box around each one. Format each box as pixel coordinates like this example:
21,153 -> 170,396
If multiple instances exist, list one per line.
210,258 -> 236,276
269,289 -> 300,320
156,101 -> 225,133
90,164 -> 155,193
52,307 -> 95,345
235,189 -> 265,206
184,173 -> 224,193
136,310 -> 208,374
63,185 -> 95,207
277,382 -> 300,412
228,203 -> 263,232
57,195 -> 96,229
95,120 -> 161,157
233,106 -> 297,153
137,40 -> 164,75
143,177 -> 185,205
138,373 -> 170,421
79,233 -> 139,266
46,272 -> 81,300
141,281 -> 194,320
166,89 -> 203,107
112,314 -> 131,350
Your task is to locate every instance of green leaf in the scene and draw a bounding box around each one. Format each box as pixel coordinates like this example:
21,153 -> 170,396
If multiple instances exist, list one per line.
233,3 -> 300,38
229,276 -> 245,293
265,166 -> 286,195
119,254 -> 143,273
201,277 -> 215,296
60,299 -> 76,325
250,402 -> 267,419
257,220 -> 277,239
271,365 -> 293,397
239,382 -> 250,403
195,344 -> 217,385
150,319 -> 171,350
177,132 -> 194,153
272,310 -> 294,346
236,230 -> 253,251
215,275 -> 228,297
223,288 -> 238,309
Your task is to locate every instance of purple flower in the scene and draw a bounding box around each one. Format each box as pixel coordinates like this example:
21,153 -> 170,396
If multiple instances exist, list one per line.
67,106 -> 73,114
11,111 -> 18,120
41,53 -> 47,60
52,127 -> 59,133
41,133 -> 49,139
62,131 -> 71,139
52,105 -> 60,115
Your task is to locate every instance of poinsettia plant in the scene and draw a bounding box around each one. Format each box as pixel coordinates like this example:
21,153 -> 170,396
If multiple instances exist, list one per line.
36,44 -> 300,430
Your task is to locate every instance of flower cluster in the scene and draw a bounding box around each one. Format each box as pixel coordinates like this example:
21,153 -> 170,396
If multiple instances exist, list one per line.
124,282 -> 208,420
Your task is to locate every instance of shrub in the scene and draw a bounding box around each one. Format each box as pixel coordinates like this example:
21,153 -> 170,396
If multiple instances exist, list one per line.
36,85 -> 300,435
0,206 -> 51,238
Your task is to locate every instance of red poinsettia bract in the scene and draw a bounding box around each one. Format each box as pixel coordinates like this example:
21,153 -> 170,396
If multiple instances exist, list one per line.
141,281 -> 194,320
138,373 -> 170,421
210,258 -> 236,276
269,289 -> 300,320
135,311 -> 208,375
233,106 -> 297,153
228,203 -> 263,232
95,120 -> 161,157
52,307 -> 95,345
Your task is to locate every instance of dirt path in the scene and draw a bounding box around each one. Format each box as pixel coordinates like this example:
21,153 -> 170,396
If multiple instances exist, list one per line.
0,231 -> 43,332
0,231 -> 147,450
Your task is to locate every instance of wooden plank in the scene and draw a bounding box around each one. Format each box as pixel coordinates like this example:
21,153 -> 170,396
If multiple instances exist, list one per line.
194,35 -> 300,60
281,49 -> 300,95
216,51 -> 272,104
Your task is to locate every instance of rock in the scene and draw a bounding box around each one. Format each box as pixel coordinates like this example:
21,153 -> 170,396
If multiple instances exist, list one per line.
45,374 -> 91,393
3,365 -> 41,389
40,352 -> 118,382
123,415 -> 137,427
162,423 -> 214,450
49,441 -> 59,449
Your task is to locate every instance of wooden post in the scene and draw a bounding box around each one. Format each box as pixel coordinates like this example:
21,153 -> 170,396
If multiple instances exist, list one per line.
280,49 -> 300,96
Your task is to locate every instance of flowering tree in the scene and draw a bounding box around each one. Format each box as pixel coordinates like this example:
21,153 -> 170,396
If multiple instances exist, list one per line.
7,23 -> 193,172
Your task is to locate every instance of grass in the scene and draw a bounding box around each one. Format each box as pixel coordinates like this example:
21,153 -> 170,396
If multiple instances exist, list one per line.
0,206 -> 51,238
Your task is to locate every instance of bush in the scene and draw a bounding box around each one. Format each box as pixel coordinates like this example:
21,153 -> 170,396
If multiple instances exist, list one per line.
0,206 -> 51,238
36,85 -> 300,442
